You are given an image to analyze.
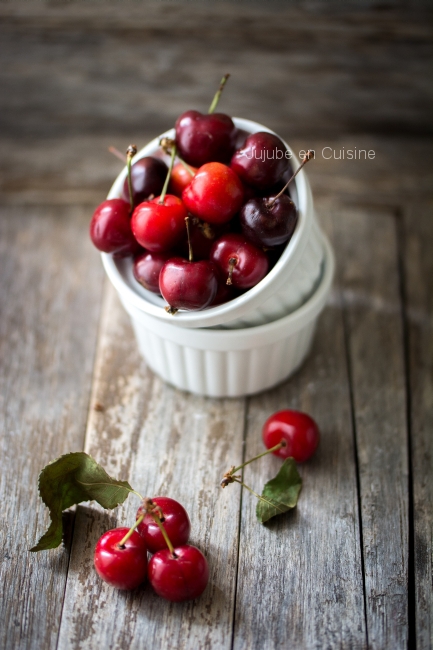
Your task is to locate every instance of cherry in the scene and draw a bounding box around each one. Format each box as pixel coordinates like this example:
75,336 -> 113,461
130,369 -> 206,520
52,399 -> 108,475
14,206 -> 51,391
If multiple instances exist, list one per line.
90,198 -> 140,256
211,278 -> 235,306
148,544 -> 209,602
182,162 -> 244,225
122,156 -> 168,206
136,497 -> 191,554
94,527 -> 148,590
239,194 -> 297,248
210,233 -> 269,289
230,132 -> 290,190
175,75 -> 237,167
131,195 -> 187,252
168,161 -> 197,197
262,410 -> 320,462
133,251 -> 171,293
159,257 -> 218,312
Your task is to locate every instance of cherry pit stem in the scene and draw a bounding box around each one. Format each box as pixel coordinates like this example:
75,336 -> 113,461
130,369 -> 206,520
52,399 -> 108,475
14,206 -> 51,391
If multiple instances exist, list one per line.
208,73 -> 230,114
108,146 -> 127,163
126,144 -> 137,213
221,440 -> 286,488
159,144 -> 177,205
160,138 -> 195,176
185,216 -> 194,262
226,257 -> 237,285
117,513 -> 144,548
140,497 -> 177,557
266,150 -> 314,210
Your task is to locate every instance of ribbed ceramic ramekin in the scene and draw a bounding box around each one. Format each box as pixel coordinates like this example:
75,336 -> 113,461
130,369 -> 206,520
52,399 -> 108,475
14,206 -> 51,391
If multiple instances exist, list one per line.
104,118 -> 325,329
115,233 -> 334,398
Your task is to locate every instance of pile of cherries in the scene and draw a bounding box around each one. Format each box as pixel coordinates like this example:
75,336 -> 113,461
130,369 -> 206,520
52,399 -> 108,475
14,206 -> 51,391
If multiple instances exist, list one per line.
94,496 -> 209,601
90,75 -> 307,313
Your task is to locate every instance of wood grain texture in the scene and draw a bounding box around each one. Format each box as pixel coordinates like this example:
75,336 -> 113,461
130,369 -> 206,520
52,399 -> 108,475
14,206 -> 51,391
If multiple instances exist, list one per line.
0,205 -> 104,650
402,204 -> 433,649
335,208 -> 409,648
56,284 -> 246,650
232,211 -> 367,650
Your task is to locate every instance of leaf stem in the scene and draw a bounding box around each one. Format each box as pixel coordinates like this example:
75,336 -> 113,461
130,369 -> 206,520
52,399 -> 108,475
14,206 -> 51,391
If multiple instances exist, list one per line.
208,73 -> 230,114
233,478 -> 285,513
159,144 -> 177,205
232,441 -> 286,474
118,514 -> 144,547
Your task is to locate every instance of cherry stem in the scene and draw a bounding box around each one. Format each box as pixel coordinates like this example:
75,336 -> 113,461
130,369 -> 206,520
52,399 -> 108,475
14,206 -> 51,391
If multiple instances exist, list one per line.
117,514 -> 144,548
232,441 -> 287,474
185,216 -> 194,262
266,150 -> 314,209
159,144 -> 177,205
226,257 -> 237,286
160,138 -> 194,176
126,144 -> 137,214
108,146 -> 126,163
179,158 -> 195,176
208,73 -> 230,114
151,512 -> 177,557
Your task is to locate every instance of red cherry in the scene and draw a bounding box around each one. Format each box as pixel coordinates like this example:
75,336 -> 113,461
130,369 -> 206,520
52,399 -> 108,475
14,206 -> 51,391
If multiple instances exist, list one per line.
182,163 -> 244,225
121,156 -> 168,205
133,251 -> 171,293
211,278 -> 235,306
175,110 -> 237,167
230,132 -> 290,190
210,233 -> 269,289
148,544 -> 209,602
262,410 -> 320,462
90,199 -> 140,256
131,195 -> 187,252
94,527 -> 148,590
136,497 -> 191,554
159,258 -> 218,311
168,162 -> 198,197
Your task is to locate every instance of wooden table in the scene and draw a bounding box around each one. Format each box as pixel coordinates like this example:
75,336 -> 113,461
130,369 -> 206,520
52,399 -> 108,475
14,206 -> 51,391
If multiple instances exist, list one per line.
1,3 -> 432,649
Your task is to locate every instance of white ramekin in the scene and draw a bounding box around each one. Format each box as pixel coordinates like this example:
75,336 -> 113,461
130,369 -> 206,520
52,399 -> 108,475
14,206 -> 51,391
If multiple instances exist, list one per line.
115,233 -> 334,398
104,118 -> 325,329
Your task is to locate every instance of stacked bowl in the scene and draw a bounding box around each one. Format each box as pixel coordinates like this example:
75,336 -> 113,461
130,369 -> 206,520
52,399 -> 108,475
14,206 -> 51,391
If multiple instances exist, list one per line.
102,119 -> 335,397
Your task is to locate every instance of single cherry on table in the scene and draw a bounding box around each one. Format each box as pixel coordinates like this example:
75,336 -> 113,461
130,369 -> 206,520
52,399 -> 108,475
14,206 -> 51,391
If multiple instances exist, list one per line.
148,544 -> 209,602
136,496 -> 191,554
94,527 -> 148,590
262,409 -> 320,462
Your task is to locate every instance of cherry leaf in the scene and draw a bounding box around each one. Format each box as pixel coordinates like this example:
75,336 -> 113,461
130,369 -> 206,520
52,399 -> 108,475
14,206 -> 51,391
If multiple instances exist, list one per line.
30,452 -> 133,552
256,457 -> 302,524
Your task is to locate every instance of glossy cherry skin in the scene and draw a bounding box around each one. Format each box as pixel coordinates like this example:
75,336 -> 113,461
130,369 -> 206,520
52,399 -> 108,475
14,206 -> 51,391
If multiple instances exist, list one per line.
168,162 -> 198,198
262,410 -> 320,462
159,258 -> 218,311
240,194 -> 298,248
175,110 -> 237,167
182,163 -> 244,225
230,132 -> 290,190
131,195 -> 188,253
90,199 -> 140,257
210,233 -> 269,289
133,251 -> 171,293
148,544 -> 209,602
122,156 -> 168,206
94,527 -> 148,590
136,497 -> 191,554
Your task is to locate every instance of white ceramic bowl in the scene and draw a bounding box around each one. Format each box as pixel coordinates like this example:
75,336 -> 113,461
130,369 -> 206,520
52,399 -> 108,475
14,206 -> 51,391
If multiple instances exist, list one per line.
104,118 -> 325,329
116,233 -> 334,398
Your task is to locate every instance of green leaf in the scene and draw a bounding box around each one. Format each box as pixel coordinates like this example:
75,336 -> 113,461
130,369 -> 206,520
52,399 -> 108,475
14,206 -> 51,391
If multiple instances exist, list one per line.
30,452 -> 133,552
256,458 -> 302,524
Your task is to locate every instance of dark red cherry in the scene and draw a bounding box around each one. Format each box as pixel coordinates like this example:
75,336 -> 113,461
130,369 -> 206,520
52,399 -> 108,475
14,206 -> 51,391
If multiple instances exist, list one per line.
131,195 -> 187,253
239,194 -> 298,248
148,544 -> 209,602
168,161 -> 198,197
211,278 -> 235,306
175,110 -> 237,167
94,527 -> 148,590
182,162 -> 244,225
122,156 -> 168,205
136,497 -> 191,554
133,251 -> 171,293
230,132 -> 290,190
210,233 -> 269,289
159,258 -> 218,311
90,199 -> 140,257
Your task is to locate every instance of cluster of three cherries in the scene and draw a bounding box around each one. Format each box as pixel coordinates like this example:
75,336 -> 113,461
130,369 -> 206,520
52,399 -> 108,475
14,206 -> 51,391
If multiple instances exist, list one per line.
90,76 -> 307,312
94,496 -> 209,601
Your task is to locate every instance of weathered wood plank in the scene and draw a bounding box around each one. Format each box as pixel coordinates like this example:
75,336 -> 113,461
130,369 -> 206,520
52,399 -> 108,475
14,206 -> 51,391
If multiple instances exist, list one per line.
232,212 -> 367,650
335,208 -> 409,648
401,204 -> 433,649
56,284 -> 246,650
0,205 -> 104,650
